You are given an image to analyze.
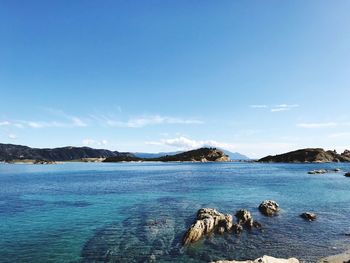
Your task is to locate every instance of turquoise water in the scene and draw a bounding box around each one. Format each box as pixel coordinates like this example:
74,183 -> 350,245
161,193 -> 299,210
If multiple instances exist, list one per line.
0,162 -> 349,263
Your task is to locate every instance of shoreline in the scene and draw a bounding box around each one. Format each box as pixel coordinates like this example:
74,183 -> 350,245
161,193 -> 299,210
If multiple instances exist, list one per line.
318,249 -> 350,263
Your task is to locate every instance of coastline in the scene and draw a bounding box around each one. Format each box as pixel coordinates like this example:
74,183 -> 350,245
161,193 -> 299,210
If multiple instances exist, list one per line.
318,249 -> 350,263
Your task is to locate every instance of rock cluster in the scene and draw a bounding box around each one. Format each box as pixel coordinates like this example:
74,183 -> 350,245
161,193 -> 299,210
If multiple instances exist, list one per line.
182,208 -> 233,245
258,200 -> 279,216
182,207 -> 262,245
212,255 -> 299,263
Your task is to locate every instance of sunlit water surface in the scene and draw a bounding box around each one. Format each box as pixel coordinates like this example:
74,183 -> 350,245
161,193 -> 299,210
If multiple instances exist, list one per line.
0,162 -> 349,263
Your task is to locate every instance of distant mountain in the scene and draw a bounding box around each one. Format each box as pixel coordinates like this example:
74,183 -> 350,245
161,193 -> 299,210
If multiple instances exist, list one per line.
259,148 -> 350,163
104,147 -> 230,162
219,149 -> 250,160
134,149 -> 249,160
133,151 -> 183,159
0,143 -> 131,162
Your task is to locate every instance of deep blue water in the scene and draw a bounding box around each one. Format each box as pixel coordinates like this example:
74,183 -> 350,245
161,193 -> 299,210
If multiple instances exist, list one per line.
0,162 -> 349,263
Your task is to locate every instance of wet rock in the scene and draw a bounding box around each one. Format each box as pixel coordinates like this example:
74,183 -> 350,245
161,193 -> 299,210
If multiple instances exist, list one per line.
345,172 -> 350,177
232,224 -> 243,234
300,212 -> 317,221
235,209 -> 254,228
258,200 -> 279,216
182,208 -> 232,245
211,255 -> 299,263
253,221 -> 262,229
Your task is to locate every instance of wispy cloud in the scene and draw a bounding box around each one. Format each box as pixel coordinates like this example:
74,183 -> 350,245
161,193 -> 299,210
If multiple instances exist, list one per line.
297,122 -> 338,128
8,134 -> 17,139
146,136 -> 231,150
0,113 -> 88,129
250,104 -> 299,112
250,105 -> 268,108
82,139 -> 108,147
96,115 -> 203,128
270,104 -> 299,112
328,132 -> 350,138
0,121 -> 11,126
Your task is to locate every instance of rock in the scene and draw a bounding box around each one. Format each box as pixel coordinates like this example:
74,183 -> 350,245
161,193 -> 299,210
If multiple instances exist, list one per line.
317,249 -> 350,263
33,159 -> 56,165
258,200 -> 279,216
253,221 -> 262,229
333,168 -> 341,172
182,208 -> 232,245
235,209 -> 254,228
232,224 -> 243,234
300,212 -> 317,221
211,255 -> 299,263
308,169 -> 327,174
345,172 -> 350,177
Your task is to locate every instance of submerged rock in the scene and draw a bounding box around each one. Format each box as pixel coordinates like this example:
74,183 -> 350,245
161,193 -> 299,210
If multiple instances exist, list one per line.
308,169 -> 341,174
182,208 -> 233,245
258,200 -> 279,216
212,255 -> 299,263
300,212 -> 317,221
308,169 -> 327,174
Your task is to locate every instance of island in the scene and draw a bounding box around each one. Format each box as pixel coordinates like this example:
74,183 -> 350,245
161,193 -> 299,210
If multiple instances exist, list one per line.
258,148 -> 350,163
103,147 -> 230,162
0,143 -> 230,163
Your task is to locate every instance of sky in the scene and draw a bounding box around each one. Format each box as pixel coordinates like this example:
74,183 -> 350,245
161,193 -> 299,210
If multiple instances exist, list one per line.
0,0 -> 350,158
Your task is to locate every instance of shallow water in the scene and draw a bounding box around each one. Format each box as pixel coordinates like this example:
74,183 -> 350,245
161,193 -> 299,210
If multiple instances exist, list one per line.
0,162 -> 349,263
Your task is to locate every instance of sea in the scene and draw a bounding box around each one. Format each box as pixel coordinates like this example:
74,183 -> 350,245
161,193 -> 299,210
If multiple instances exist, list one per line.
0,162 -> 349,263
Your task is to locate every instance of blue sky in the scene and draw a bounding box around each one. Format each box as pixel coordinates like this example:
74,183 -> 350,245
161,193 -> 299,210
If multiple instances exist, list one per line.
1,0 -> 350,158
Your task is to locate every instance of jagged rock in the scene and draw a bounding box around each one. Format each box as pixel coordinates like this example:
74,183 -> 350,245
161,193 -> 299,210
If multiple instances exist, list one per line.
345,172 -> 350,177
235,209 -> 254,228
182,208 -> 232,245
211,255 -> 299,263
300,212 -> 317,221
258,200 -> 279,216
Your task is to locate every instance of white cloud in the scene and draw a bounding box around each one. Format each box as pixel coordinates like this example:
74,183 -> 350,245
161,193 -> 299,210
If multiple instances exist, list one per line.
145,136 -> 297,159
8,134 -> 17,139
250,104 -> 299,112
250,105 -> 268,108
102,115 -> 203,128
146,136 -> 231,150
328,132 -> 350,138
0,121 -> 11,126
297,122 -> 338,128
70,117 -> 87,127
270,104 -> 299,112
270,107 -> 289,112
82,139 -> 108,147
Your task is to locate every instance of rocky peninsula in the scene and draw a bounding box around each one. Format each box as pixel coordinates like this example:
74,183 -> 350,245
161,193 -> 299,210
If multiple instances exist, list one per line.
259,148 -> 350,163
